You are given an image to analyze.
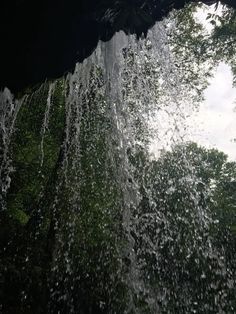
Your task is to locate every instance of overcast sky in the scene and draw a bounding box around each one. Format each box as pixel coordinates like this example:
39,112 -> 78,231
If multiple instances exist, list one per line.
150,62 -> 236,161
150,4 -> 236,161
187,63 -> 236,161
189,4 -> 236,161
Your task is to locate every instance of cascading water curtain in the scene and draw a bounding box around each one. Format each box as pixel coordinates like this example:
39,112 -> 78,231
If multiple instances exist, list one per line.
0,18 -> 235,314
0,89 -> 25,211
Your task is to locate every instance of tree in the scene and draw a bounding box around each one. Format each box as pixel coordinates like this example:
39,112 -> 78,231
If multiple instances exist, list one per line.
131,142 -> 236,313
168,1 -> 236,86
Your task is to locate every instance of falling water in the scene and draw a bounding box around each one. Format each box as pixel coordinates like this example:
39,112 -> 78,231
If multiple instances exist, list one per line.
40,82 -> 56,168
0,19 -> 235,314
0,89 -> 24,210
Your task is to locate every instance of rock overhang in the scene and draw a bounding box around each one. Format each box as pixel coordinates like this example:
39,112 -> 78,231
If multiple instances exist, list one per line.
1,0 -> 235,93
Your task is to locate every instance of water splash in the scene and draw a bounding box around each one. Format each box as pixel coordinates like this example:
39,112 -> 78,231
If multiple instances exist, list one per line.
0,88 -> 24,210
1,18 -> 235,314
40,82 -> 56,168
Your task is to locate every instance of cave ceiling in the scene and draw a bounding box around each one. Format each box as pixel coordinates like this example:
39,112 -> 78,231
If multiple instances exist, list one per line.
1,0 -> 236,93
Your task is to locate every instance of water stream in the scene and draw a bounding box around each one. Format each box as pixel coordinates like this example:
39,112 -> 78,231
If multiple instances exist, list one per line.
0,19 -> 235,314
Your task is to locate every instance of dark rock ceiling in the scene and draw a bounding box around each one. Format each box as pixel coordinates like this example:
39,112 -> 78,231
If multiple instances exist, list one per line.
1,0 -> 236,93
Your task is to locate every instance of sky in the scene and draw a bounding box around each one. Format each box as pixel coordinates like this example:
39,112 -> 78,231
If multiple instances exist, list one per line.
150,4 -> 236,161
150,61 -> 236,163
189,4 -> 236,161
187,62 -> 236,161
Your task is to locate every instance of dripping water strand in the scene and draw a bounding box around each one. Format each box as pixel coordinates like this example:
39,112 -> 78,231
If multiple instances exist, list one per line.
0,89 -> 25,209
40,82 -> 56,168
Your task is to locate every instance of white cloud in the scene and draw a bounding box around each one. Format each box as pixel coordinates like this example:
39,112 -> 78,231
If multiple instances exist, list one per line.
150,63 -> 236,161
150,5 -> 236,161
188,63 -> 236,160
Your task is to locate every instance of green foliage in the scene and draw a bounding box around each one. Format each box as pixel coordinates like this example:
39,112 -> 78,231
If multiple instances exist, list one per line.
167,4 -> 216,101
171,2 -> 236,85
0,80 -> 66,313
210,7 -> 236,83
1,4 -> 236,312
6,80 -> 66,226
129,142 -> 236,313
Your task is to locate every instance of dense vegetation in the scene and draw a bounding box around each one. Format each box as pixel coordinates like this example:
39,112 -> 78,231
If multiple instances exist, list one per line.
0,2 -> 236,313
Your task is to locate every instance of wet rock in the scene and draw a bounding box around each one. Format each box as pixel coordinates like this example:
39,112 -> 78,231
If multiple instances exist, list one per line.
0,0 -> 236,93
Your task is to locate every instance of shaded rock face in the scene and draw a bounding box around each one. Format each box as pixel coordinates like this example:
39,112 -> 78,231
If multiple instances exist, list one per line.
0,0 -> 236,93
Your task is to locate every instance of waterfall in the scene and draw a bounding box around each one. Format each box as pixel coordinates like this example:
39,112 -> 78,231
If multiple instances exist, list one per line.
40,82 -> 56,168
0,88 -> 24,210
0,19 -> 235,314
